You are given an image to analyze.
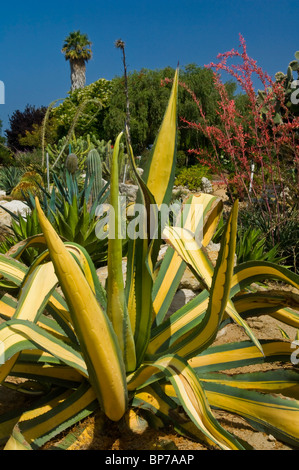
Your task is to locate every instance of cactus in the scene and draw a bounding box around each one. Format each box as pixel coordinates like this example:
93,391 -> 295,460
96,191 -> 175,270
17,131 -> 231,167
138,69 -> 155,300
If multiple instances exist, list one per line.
66,153 -> 79,175
258,51 -> 299,122
86,149 -> 103,204
47,134 -> 93,171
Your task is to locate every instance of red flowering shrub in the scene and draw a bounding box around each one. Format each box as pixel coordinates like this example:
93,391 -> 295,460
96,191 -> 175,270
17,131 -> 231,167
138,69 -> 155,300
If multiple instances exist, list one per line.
166,35 -> 299,228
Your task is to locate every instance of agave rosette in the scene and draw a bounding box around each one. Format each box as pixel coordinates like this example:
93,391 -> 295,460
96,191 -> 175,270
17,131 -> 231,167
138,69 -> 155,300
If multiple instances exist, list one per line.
0,69 -> 299,450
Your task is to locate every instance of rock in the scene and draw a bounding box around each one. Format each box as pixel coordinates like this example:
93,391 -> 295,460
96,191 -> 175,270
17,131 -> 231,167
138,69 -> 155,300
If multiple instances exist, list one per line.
0,190 -> 6,198
179,267 -> 202,291
119,183 -> 139,202
172,186 -> 191,200
157,244 -> 168,261
0,200 -> 30,218
0,200 -> 31,227
206,241 -> 221,266
151,439 -> 179,450
96,258 -> 127,287
201,177 -> 213,194
120,409 -> 149,435
166,289 -> 197,318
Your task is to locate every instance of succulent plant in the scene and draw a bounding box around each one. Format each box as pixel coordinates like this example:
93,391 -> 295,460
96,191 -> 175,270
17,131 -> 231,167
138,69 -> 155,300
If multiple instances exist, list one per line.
86,149 -> 103,204
65,152 -> 79,175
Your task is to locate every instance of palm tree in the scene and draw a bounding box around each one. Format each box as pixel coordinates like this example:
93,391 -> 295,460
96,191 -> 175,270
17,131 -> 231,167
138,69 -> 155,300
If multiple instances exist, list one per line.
62,31 -> 92,92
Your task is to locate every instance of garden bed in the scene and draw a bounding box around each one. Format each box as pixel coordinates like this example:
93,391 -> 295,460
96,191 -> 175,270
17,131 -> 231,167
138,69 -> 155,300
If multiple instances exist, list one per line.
1,293 -> 298,451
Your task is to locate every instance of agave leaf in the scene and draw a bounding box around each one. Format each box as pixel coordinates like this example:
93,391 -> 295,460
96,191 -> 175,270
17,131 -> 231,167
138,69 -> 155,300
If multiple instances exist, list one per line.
15,262 -> 57,322
197,369 -> 299,400
127,354 -> 244,449
147,290 -> 209,356
107,132 -> 136,372
124,140 -> 158,366
123,70 -> 179,366
0,262 -> 59,383
3,382 -> 97,450
233,291 -> 299,329
152,194 -> 223,326
231,261 -> 299,296
5,234 -> 48,260
142,68 -> 179,208
203,381 -> 299,448
162,204 -> 264,356
0,319 -> 88,378
0,254 -> 27,288
160,201 -> 264,358
0,294 -> 17,320
10,362 -> 84,388
35,197 -> 128,421
133,383 -> 218,448
189,340 -> 294,374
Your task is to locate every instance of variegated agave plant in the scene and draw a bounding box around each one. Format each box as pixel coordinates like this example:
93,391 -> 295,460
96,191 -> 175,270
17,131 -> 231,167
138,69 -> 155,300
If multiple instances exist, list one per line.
0,70 -> 299,450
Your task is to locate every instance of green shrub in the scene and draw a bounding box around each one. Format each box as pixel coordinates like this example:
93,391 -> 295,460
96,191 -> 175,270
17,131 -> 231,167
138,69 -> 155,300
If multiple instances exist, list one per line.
174,164 -> 211,190
0,166 -> 22,194
238,206 -> 299,273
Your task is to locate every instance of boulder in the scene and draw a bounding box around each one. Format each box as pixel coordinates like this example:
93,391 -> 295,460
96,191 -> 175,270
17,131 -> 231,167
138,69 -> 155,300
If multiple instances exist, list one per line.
0,200 -> 31,227
201,177 -> 213,194
119,183 -> 139,202
166,289 -> 197,318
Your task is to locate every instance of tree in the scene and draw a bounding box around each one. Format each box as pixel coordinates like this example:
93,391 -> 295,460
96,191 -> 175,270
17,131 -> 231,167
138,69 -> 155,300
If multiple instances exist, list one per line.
5,104 -> 47,151
62,30 -> 92,92
103,64 -> 237,158
0,119 -> 12,164
50,78 -> 112,141
103,67 -> 175,154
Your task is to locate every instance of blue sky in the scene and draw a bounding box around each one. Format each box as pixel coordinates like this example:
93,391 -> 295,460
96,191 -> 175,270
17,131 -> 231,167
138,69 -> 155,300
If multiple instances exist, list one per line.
0,0 -> 298,133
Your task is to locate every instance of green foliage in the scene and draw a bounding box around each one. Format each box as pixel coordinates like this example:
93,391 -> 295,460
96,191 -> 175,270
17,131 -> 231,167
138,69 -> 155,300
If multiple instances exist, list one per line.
49,196 -> 110,267
213,206 -> 299,273
176,150 -> 188,169
13,148 -> 44,173
1,171 -> 111,268
258,51 -> 299,123
238,206 -> 299,274
0,208 -> 42,265
0,166 -> 22,194
174,164 -> 211,190
103,64 -> 238,157
50,79 -> 112,141
214,217 -> 285,265
62,30 -> 92,62
47,133 -> 93,172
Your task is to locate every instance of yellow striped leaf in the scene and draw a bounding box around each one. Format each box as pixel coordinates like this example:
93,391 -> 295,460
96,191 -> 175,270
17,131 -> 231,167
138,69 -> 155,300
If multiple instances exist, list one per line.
127,354 -> 244,449
142,68 -> 179,208
35,197 -> 128,422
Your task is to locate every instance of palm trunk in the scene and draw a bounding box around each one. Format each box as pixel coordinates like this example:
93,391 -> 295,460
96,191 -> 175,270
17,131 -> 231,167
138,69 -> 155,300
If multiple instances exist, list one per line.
70,59 -> 86,91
